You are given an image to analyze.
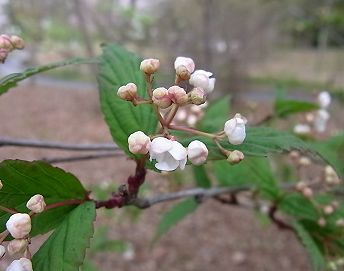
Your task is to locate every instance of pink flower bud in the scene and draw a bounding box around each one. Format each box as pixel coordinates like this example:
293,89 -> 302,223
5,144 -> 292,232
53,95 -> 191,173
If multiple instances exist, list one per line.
168,86 -> 188,105
140,58 -> 160,74
10,35 -> 24,50
0,34 -> 14,50
187,140 -> 208,165
189,87 -> 206,105
227,150 -> 244,165
6,213 -> 31,239
128,131 -> 151,154
174,57 -> 195,80
323,205 -> 334,215
189,70 -> 215,93
224,113 -> 247,145
7,239 -> 29,256
26,194 -> 46,213
152,87 -> 172,109
0,245 -> 5,259
6,258 -> 32,271
117,83 -> 138,101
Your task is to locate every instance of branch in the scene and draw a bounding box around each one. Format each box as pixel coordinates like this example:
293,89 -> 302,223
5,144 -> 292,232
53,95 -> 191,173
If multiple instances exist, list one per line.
41,151 -> 124,164
0,137 -> 118,151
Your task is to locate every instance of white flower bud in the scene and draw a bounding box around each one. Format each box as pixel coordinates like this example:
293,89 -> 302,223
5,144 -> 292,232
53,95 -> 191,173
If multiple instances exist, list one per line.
152,87 -> 172,109
336,219 -> 344,227
0,179 -> 3,190
313,109 -> 330,133
140,58 -> 160,74
0,245 -> 5,258
302,187 -> 313,199
6,213 -> 31,239
224,113 -> 247,145
324,165 -> 340,185
187,140 -> 208,165
7,239 -> 29,256
323,205 -> 334,215
227,150 -> 244,165
189,87 -> 206,105
10,35 -> 24,50
317,91 -> 331,109
149,137 -> 187,171
26,194 -> 46,213
295,181 -> 307,192
128,131 -> 151,154
117,83 -> 137,101
317,218 -> 326,227
293,124 -> 311,135
6,258 -> 32,271
186,114 -> 198,126
174,57 -> 195,80
298,156 -> 311,166
0,34 -> 14,50
189,70 -> 215,93
168,86 -> 188,105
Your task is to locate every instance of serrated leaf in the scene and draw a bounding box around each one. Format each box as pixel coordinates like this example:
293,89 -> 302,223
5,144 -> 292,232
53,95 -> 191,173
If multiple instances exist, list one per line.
293,221 -> 326,271
155,198 -> 198,240
275,99 -> 319,118
192,165 -> 211,188
0,160 -> 86,237
279,194 -> 319,221
213,157 -> 279,199
198,96 -> 230,132
32,202 -> 96,271
0,57 -> 98,95
97,44 -> 157,156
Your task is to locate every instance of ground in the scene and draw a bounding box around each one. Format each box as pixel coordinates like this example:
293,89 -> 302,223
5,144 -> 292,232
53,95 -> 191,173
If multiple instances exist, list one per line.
0,84 -> 311,271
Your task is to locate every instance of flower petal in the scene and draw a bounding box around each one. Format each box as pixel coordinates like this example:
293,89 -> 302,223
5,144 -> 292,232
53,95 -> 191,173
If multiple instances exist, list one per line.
169,141 -> 187,160
150,137 -> 173,154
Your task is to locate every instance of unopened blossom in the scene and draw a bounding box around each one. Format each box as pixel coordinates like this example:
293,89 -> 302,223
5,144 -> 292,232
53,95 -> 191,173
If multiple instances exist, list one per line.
140,58 -> 160,74
293,124 -> 311,135
0,179 -> 2,190
7,239 -> 28,256
324,165 -> 340,185
323,205 -> 334,215
168,86 -> 188,105
313,109 -> 330,133
0,48 -> 8,63
0,245 -> 5,258
299,156 -> 311,166
189,87 -> 206,105
317,91 -> 331,109
302,187 -> 313,199
189,70 -> 215,93
117,83 -> 137,101
318,218 -> 326,227
187,140 -> 208,165
152,87 -> 172,109
174,57 -> 195,80
224,113 -> 247,145
26,194 -> 46,213
149,137 -> 187,171
186,114 -> 198,126
128,131 -> 151,154
6,258 -> 32,271
0,34 -> 14,50
6,213 -> 31,239
10,35 -> 24,50
227,150 -> 244,165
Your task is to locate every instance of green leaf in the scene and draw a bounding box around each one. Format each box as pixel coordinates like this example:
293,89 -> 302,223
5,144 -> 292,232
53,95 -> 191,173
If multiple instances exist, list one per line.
0,160 -> 86,237
97,44 -> 157,156
213,157 -> 279,199
293,221 -> 326,271
155,198 -> 199,240
192,165 -> 211,188
198,96 -> 230,132
279,194 -> 319,221
275,99 -> 319,118
0,57 -> 98,95
32,202 -> 96,271
181,127 -> 316,159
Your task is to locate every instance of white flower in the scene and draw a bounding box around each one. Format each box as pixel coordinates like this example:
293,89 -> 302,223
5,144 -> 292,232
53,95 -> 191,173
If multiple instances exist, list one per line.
149,137 -> 187,171
0,245 -> 5,258
317,91 -> 331,108
293,124 -> 311,135
168,86 -> 188,105
117,83 -> 137,101
189,70 -> 215,93
314,109 -> 330,133
6,213 -> 31,239
187,140 -> 208,165
7,239 -> 28,256
6,258 -> 32,271
128,131 -> 151,154
26,194 -> 46,213
140,58 -> 160,74
224,113 -> 247,145
152,87 -> 172,109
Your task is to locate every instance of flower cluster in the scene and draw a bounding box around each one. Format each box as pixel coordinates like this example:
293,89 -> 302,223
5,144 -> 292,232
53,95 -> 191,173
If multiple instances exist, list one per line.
0,34 -> 24,63
294,91 -> 331,135
117,56 -> 247,171
0,183 -> 46,271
